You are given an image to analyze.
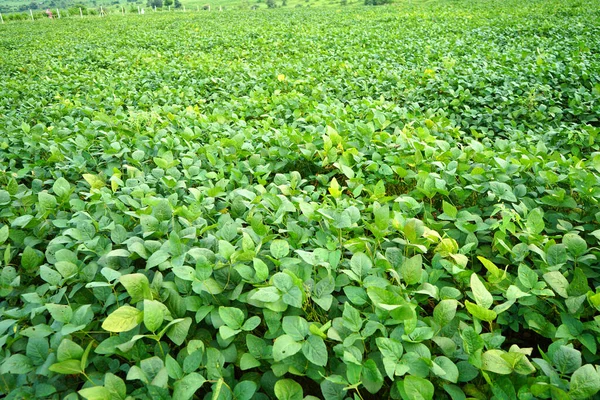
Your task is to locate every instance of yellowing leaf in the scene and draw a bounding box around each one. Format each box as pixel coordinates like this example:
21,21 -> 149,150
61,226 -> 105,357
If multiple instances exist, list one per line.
102,306 -> 143,333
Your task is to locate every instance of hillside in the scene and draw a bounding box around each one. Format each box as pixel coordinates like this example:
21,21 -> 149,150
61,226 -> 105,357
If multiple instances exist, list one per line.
0,0 -> 354,14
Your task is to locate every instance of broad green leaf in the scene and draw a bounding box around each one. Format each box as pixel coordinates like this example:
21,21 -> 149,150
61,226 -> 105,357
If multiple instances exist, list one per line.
442,201 -> 457,219
0,354 -> 34,375
0,225 -> 8,245
274,379 -> 303,400
218,306 -> 245,329
282,316 -> 309,340
78,387 -> 111,400
569,364 -> 600,399
21,246 -> 44,272
433,299 -> 457,326
481,350 -> 513,375
543,271 -> 569,298
526,208 -> 545,235
166,317 -> 192,346
553,345 -> 582,375
57,339 -> 84,362
350,252 -> 372,280
401,254 -> 423,285
270,240 -> 290,259
49,359 -> 83,375
342,303 -> 363,332
104,372 -> 126,400
53,177 -> 71,198
362,358 -> 384,393
102,306 -> 143,333
403,375 -> 434,400
302,335 -> 328,366
172,372 -> 206,400
470,274 -> 493,308
563,233 -> 587,257
233,381 -> 257,400
119,273 -> 152,303
144,299 -> 167,332
465,301 -> 497,322
434,356 -> 459,383
46,303 -> 73,324
273,335 -> 302,362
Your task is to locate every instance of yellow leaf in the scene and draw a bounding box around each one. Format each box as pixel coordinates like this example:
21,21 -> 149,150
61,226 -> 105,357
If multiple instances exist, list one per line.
328,178 -> 342,198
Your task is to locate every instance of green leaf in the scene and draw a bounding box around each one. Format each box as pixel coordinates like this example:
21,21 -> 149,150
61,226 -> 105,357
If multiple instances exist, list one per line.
166,317 -> 192,346
240,353 -> 261,370
218,306 -> 245,330
104,373 -> 127,400
403,375 -> 435,400
362,358 -> 384,393
119,273 -> 152,303
401,254 -> 423,285
470,273 -> 493,308
434,356 -> 459,383
38,191 -> 57,209
376,337 -> 403,360
547,244 -> 567,267
49,359 -> 83,375
146,250 -> 170,269
172,372 -> 206,400
563,233 -> 587,257
442,201 -> 458,219
233,381 -> 257,400
526,208 -> 545,235
342,303 -> 363,332
46,303 -> 73,324
152,199 -> 172,221
78,387 -> 111,400
350,252 -> 372,280
465,301 -> 497,322
26,337 -> 49,366
253,258 -> 269,281
270,240 -> 290,259
21,246 -> 44,272
57,338 -> 84,362
569,364 -> 600,399
0,225 -> 8,244
52,177 -> 71,198
302,335 -> 328,366
553,346 -> 582,375
274,379 -> 303,400
102,306 -> 143,333
433,299 -> 457,326
481,350 -> 513,375
273,335 -> 302,362
144,299 -> 167,332
0,354 -> 34,375
282,316 -> 309,340
543,271 -> 569,298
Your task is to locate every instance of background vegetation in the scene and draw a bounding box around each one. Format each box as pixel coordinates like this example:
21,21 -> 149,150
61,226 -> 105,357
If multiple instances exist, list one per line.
0,0 -> 600,399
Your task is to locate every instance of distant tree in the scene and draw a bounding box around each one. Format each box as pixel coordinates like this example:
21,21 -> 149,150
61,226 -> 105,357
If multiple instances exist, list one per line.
163,0 -> 173,6
147,0 -> 162,7
282,0 -> 287,5
174,0 -> 181,7
266,0 -> 275,7
364,0 -> 391,4
340,0 -> 347,4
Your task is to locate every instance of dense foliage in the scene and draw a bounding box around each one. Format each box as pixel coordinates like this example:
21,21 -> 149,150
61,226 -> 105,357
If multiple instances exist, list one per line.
1,0 -> 600,399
